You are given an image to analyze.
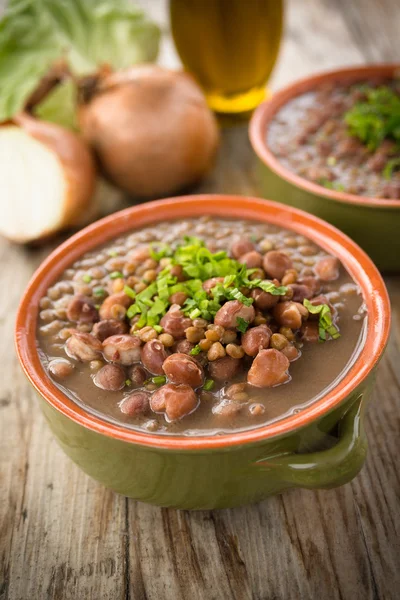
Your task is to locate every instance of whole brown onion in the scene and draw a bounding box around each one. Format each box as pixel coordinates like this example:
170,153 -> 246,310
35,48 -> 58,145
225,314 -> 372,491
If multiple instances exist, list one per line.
78,65 -> 219,198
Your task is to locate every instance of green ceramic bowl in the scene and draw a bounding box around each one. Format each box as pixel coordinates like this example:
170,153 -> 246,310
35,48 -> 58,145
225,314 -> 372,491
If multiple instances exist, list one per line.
249,64 -> 400,272
15,195 -> 390,509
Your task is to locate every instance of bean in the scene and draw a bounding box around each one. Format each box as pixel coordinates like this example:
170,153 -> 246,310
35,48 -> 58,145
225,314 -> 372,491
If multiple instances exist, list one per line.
247,349 -> 290,388
109,303 -> 127,320
301,321 -> 320,343
263,251 -> 293,280
169,292 -> 188,306
127,365 -> 148,386
102,334 -> 141,365
48,358 -> 74,379
288,284 -> 313,303
137,326 -> 158,342
214,300 -> 255,330
239,251 -> 263,268
230,238 -> 255,259
314,256 -> 340,281
141,339 -> 169,375
202,277 -> 224,294
94,364 -> 126,391
162,353 -> 204,388
92,319 -> 128,342
259,239 -> 273,253
160,305 -> 192,339
250,287 -> 279,311
249,403 -> 265,416
241,325 -> 272,356
66,331 -> 102,362
281,344 -> 301,362
281,269 -> 297,286
173,339 -> 195,355
273,302 -> 303,330
150,383 -> 198,421
213,400 -> 242,417
120,391 -> 150,416
169,265 -> 186,282
127,245 -> 151,263
112,279 -> 125,293
297,276 -> 320,295
99,292 -> 131,320
208,356 -> 241,381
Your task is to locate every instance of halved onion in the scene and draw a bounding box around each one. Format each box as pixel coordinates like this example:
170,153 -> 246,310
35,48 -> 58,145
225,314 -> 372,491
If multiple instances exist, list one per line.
0,113 -> 96,243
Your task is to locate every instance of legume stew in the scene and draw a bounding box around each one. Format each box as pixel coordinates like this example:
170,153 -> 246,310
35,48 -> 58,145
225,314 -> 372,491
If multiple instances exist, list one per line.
268,78 -> 400,199
37,217 -> 366,435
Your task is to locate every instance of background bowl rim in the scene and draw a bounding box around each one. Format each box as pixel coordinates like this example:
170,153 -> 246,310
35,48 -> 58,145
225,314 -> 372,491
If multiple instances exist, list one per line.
250,63 -> 400,210
15,194 -> 391,450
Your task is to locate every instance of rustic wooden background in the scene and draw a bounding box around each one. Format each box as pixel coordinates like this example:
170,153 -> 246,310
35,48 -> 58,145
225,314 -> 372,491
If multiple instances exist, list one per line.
1,1 -> 399,599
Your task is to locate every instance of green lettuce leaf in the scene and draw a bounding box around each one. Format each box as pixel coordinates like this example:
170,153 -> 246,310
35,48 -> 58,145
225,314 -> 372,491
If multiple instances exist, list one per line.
0,0 -> 160,122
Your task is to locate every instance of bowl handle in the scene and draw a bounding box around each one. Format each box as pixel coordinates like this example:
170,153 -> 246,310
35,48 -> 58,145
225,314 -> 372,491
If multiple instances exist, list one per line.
254,396 -> 367,489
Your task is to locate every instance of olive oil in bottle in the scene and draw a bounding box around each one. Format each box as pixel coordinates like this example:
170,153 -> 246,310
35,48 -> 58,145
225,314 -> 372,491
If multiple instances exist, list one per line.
170,0 -> 284,113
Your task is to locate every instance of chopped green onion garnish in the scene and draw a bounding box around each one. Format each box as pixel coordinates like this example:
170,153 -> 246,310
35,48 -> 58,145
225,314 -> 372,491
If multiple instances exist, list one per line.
154,325 -> 163,333
123,285 -> 136,299
190,345 -> 202,356
152,376 -> 166,386
203,379 -> 215,391
125,379 -> 132,386
327,156 -> 337,166
82,274 -> 92,283
110,271 -> 123,279
93,287 -> 106,297
236,317 -> 250,333
303,299 -> 340,341
383,157 -> 400,180
189,308 -> 202,319
108,250 -> 118,257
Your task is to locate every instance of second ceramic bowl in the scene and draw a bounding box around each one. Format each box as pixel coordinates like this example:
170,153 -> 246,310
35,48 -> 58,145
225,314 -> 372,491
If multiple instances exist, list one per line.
250,64 -> 400,272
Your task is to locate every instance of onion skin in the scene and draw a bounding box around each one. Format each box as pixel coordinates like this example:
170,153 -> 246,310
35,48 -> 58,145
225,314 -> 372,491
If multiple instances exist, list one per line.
14,113 -> 96,233
78,65 -> 220,198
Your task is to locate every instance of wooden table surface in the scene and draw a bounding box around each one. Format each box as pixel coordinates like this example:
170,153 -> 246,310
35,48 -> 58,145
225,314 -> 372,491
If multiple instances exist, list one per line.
1,1 -> 399,599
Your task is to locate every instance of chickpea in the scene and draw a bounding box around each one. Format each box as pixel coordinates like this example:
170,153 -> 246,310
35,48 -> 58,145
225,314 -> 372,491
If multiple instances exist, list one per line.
279,327 -> 295,341
281,269 -> 298,286
185,327 -> 205,343
254,315 -> 267,326
259,239 -> 273,253
162,353 -> 204,388
193,318 -> 208,328
241,325 -> 272,356
94,364 -> 126,391
205,329 -> 220,342
270,333 -> 289,350
207,342 -> 226,361
120,392 -> 150,416
214,300 -> 255,330
221,330 -> 237,344
263,251 -> 293,280
137,326 -> 158,343
226,343 -> 245,359
150,383 -> 198,421
134,282 -> 147,293
249,403 -> 265,416
247,349 -> 290,388
112,279 -> 125,293
90,360 -> 104,371
213,400 -> 242,418
143,269 -> 157,283
314,256 -> 340,281
199,338 -> 212,352
66,332 -> 102,362
158,333 -> 175,347
102,334 -> 142,366
141,339 -> 169,375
